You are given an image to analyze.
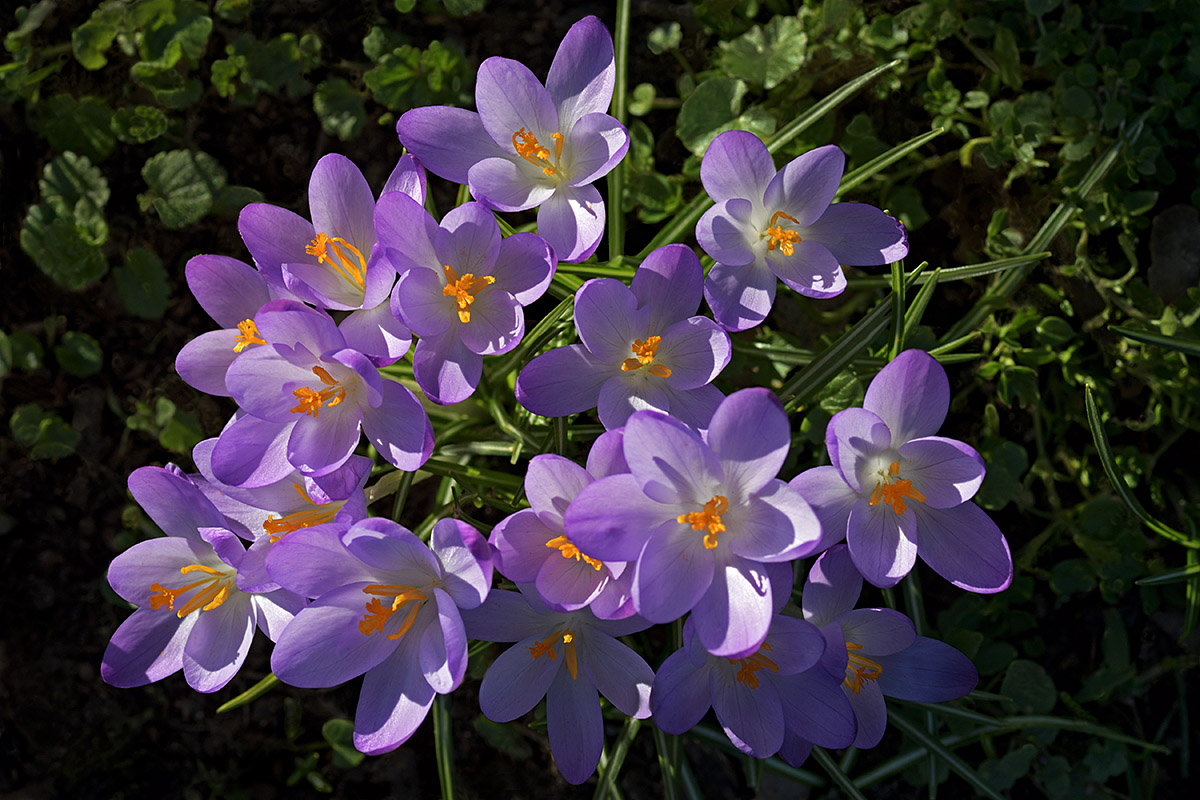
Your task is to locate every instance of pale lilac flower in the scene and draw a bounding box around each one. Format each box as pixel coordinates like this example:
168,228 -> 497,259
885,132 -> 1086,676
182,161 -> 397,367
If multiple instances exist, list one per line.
516,244 -> 730,432
101,467 -> 304,692
376,194 -> 555,404
461,587 -> 653,785
396,16 -> 628,262
696,130 -> 908,331
790,349 -> 1012,592
800,544 -> 978,749
564,389 -> 819,656
267,517 -> 492,754
489,430 -> 633,619
210,299 -> 433,488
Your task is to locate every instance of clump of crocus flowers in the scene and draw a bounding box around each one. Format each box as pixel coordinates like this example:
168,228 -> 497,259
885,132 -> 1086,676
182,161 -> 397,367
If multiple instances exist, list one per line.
103,14 -> 1008,790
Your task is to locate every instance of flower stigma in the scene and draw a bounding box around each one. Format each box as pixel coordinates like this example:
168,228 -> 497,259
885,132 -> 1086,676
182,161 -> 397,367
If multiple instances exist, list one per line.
289,365 -> 347,418
262,482 -> 346,542
868,461 -> 925,515
306,232 -> 367,291
359,584 -> 427,639
528,628 -> 579,680
727,642 -> 778,689
512,127 -> 564,177
621,336 -> 672,377
442,265 -> 495,323
764,211 -> 803,256
678,495 -> 729,550
546,535 -> 603,571
233,319 -> 266,352
843,641 -> 883,694
149,563 -> 234,618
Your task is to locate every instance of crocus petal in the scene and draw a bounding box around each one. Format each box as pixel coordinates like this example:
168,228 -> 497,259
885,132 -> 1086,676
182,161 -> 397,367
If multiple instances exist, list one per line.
624,410 -> 724,504
342,517 -> 440,575
459,289 -> 522,356
789,467 -> 859,554
546,665 -> 604,784
107,536 -> 221,605
762,615 -> 826,675
396,106 -> 504,184
182,593 -> 255,692
700,130 -> 777,203
393,266 -> 456,337
127,466 -> 225,544
662,383 -> 725,435
574,277 -> 644,361
254,299 -> 345,354
175,329 -> 243,397
777,669 -> 857,748
381,153 -> 427,203
537,554 -> 605,610
767,239 -> 847,299
101,608 -> 195,687
338,301 -> 413,363
479,633 -> 561,721
547,16 -> 615,130
649,648 -> 712,733
777,731 -> 813,769
436,201 -> 502,276
265,525 -> 376,597
527,454 -> 593,530
287,402 -> 361,476
898,436 -> 986,507
763,145 -> 844,227
728,481 -> 820,563
516,344 -> 610,417
538,184 -> 605,263
564,112 -> 628,187
239,203 -> 316,285
431,518 -> 493,610
583,631 -> 653,718
800,544 -> 862,627
491,509 -> 556,582
186,254 -> 271,328
707,388 -> 789,495
598,375 -> 670,431
308,153 -> 376,257
476,56 -> 559,151
493,232 -> 556,305
704,258 -> 777,332
461,589 -> 551,642
633,520 -> 715,623
412,331 -> 483,405
468,157 -> 556,212
354,632 -> 436,754
825,407 -> 892,493
876,636 -> 978,701
845,680 -> 888,748
210,413 -> 294,489
711,669 -> 784,757
630,243 -> 705,332
803,202 -> 908,265
564,473 -> 668,562
374,191 -> 441,273
419,590 -> 463,693
226,345 -> 320,422
283,259 -> 364,310
863,349 -> 949,444
912,502 -> 1013,593
697,198 -> 758,267
253,590 -> 304,641
846,498 -> 918,588
360,379 -> 434,471
838,608 -> 916,656
693,558 -> 775,657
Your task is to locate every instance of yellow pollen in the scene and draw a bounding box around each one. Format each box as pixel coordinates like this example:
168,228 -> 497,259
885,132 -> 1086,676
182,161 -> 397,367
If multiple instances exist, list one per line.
359,584 -> 427,639
512,127 -> 563,176
289,365 -> 346,417
546,535 -> 603,571
678,495 -> 729,550
765,211 -> 803,256
442,265 -> 496,323
233,319 -> 266,352
843,641 -> 883,694
528,628 -> 579,680
727,642 -> 778,690
262,482 -> 346,542
306,232 -> 367,291
868,461 -> 925,515
620,336 -> 672,377
148,563 -> 232,618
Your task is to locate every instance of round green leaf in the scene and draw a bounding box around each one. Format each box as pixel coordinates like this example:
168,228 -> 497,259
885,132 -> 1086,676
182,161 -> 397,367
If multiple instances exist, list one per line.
140,149 -> 228,229
114,248 -> 170,319
112,106 -> 169,144
54,331 -> 103,376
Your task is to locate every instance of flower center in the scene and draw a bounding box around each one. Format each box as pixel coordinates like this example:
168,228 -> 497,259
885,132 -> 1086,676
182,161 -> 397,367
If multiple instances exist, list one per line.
727,642 -> 778,690
149,563 -> 234,618
764,211 -> 803,256
546,535 -> 603,571
512,127 -> 564,177
620,336 -> 672,378
359,584 -> 427,640
306,232 -> 367,291
262,482 -> 346,542
528,628 -> 578,680
289,365 -> 347,418
442,265 -> 495,323
868,461 -> 925,515
233,319 -> 266,352
677,495 -> 729,550
843,641 -> 883,694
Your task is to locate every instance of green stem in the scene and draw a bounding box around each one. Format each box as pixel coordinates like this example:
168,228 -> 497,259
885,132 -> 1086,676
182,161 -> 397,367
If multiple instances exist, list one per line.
652,727 -> 681,800
607,0 -> 630,262
433,694 -> 455,800
594,716 -> 641,800
811,746 -> 869,800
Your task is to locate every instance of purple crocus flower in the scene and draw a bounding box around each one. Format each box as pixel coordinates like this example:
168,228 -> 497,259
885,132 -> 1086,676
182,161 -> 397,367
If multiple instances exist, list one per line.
376,193 -> 555,404
266,517 -> 492,754
396,16 -> 628,262
564,388 -> 820,656
461,586 -> 653,785
800,544 -> 978,749
102,466 -> 305,692
651,614 -> 855,759
490,430 -> 634,619
696,130 -> 908,331
516,244 -> 731,432
208,299 -> 433,488
790,349 -> 1012,592
238,153 -> 426,362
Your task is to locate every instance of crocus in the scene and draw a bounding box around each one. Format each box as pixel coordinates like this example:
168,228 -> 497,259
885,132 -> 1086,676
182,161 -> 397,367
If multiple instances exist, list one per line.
102,466 -> 304,692
801,544 -> 978,748
377,193 -> 555,404
789,349 -> 1012,592
461,587 -> 653,785
210,299 -> 433,488
696,130 -> 908,331
516,244 -> 730,432
267,517 -> 492,754
564,388 -> 820,656
396,15 -> 628,262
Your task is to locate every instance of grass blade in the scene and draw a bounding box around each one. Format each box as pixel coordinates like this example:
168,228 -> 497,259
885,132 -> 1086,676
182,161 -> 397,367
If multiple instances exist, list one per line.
779,299 -> 892,412
846,252 -> 1049,289
216,672 -> 279,713
888,712 -> 1004,800
1110,324 -> 1200,357
594,716 -> 641,800
837,127 -> 945,196
811,746 -> 869,800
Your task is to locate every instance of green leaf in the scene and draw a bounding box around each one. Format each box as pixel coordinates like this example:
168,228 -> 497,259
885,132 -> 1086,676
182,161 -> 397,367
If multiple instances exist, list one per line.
780,299 -> 893,412
8,331 -> 44,370
158,408 -> 203,454
38,151 -> 110,245
20,205 -> 109,290
993,26 -> 1023,90
111,105 -> 169,143
140,0 -> 212,67
53,331 -> 103,376
212,184 -> 265,218
322,719 -> 365,768
647,21 -> 682,54
979,744 -> 1037,792
10,403 -> 46,447
1000,659 -> 1057,714
442,0 -> 485,15
217,672 -> 279,713
362,25 -> 406,62
72,18 -> 118,70
0,330 -> 10,379
394,0 -> 416,11
214,0 -> 254,22
628,82 -> 655,116
1110,324 -> 1200,357
976,440 -> 1028,510
140,149 -> 228,229
10,403 -> 80,459
717,15 -> 808,90
38,95 -> 115,164
130,62 -> 204,108
313,78 -> 366,141
114,247 -> 170,319
677,77 -> 766,156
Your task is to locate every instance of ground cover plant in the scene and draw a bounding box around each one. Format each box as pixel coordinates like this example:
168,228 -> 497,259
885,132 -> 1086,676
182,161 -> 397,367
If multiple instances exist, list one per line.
2,0 -> 1199,797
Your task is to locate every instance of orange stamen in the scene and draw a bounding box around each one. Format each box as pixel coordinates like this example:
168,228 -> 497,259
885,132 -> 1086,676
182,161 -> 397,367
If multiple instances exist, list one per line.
306,232 -> 367,291
262,482 -> 346,542
512,128 -> 563,176
289,365 -> 346,417
545,535 -> 604,571
728,642 -> 778,689
528,629 -> 578,679
620,336 -> 672,377
442,265 -> 495,323
677,495 -> 729,550
233,319 -> 266,352
148,563 -> 233,618
843,641 -> 883,694
765,211 -> 803,256
868,460 -> 925,515
358,585 -> 427,639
